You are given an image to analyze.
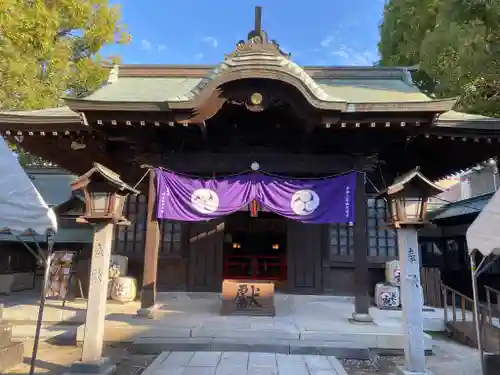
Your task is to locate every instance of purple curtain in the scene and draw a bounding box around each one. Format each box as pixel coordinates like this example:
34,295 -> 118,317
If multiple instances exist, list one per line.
255,173 -> 355,224
156,169 -> 356,224
156,171 -> 255,221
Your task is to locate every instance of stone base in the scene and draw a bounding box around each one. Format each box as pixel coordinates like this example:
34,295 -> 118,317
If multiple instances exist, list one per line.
350,313 -> 375,324
484,353 -> 500,375
66,357 -> 116,375
0,342 -> 24,372
136,305 -> 160,319
395,366 -> 434,375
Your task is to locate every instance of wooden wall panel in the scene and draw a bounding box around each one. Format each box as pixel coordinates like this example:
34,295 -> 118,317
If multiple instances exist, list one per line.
187,219 -> 225,292
286,222 -> 323,294
112,195 -> 189,291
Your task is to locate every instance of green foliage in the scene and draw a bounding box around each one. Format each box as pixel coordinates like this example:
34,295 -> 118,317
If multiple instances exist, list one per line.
0,0 -> 128,166
0,0 -> 129,110
378,0 -> 500,117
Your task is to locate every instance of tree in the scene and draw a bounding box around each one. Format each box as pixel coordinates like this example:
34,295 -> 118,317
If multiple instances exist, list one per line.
0,0 -> 129,110
378,0 -> 500,117
0,0 -> 129,166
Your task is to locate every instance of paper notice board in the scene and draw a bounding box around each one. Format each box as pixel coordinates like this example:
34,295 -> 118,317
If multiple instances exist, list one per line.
45,250 -> 77,299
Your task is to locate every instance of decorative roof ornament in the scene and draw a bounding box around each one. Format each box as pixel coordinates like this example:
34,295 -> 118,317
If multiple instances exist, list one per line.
228,6 -> 290,59
107,65 -> 119,84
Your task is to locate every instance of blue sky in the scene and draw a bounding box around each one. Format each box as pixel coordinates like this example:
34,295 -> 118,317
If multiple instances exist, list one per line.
104,0 -> 386,66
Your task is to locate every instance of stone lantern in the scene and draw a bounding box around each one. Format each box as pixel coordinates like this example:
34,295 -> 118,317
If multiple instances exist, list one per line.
69,163 -> 139,375
376,167 -> 443,375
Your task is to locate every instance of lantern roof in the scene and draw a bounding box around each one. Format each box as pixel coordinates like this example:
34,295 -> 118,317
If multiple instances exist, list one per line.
71,162 -> 140,194
376,167 -> 444,198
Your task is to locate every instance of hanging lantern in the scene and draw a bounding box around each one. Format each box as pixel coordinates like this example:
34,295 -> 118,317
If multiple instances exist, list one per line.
376,167 -> 444,228
250,200 -> 259,217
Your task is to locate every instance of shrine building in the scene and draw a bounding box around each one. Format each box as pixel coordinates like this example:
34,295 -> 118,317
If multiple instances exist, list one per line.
1,7 -> 500,316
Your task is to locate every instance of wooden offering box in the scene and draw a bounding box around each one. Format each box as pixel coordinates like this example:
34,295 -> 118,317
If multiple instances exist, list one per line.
220,279 -> 275,317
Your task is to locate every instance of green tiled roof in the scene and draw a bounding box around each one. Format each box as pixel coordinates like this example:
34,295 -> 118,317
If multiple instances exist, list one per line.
316,79 -> 430,102
85,77 -> 201,102
82,76 -> 430,103
429,192 -> 493,221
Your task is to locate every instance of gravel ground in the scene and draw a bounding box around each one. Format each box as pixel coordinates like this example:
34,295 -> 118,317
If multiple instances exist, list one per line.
343,336 -> 482,375
6,341 -> 156,375
6,337 -> 482,375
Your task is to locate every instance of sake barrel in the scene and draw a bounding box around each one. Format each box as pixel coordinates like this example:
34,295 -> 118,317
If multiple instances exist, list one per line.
110,276 -> 137,303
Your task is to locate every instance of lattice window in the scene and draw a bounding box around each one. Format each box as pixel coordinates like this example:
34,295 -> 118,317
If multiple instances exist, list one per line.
159,221 -> 182,256
329,223 -> 354,258
113,195 -> 147,255
367,199 -> 397,258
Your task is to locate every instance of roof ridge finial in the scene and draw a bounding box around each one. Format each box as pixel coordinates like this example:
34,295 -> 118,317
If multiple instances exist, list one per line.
255,6 -> 262,35
247,6 -> 267,41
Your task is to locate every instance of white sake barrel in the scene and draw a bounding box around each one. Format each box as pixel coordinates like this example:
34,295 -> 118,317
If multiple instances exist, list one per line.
110,276 -> 137,303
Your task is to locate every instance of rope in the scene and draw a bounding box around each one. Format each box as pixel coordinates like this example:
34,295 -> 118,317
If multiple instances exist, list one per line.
156,165 -> 358,180
132,168 -> 152,189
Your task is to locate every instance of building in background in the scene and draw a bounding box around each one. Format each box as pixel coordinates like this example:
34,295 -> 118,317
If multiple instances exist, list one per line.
0,167 -> 93,294
421,161 -> 500,298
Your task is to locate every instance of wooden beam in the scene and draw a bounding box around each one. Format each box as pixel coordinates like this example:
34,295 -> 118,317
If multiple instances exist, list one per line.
138,169 -> 160,316
351,172 -> 373,323
144,152 -> 379,175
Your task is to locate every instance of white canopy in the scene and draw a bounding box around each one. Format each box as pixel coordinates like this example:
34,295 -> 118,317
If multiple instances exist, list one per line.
466,188 -> 500,257
0,139 -> 57,236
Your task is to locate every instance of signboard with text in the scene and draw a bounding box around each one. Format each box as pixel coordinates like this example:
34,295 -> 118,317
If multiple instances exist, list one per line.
220,279 -> 275,317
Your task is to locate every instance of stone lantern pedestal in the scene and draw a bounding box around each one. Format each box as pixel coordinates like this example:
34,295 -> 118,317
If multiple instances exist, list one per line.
64,163 -> 139,375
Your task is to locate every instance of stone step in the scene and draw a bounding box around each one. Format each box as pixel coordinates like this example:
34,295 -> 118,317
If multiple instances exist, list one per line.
130,337 -> 372,360
73,322 -> 433,352
0,341 -> 24,372
11,324 -> 76,342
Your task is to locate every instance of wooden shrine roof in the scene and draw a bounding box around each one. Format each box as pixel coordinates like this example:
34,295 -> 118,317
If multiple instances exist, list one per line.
74,65 -> 434,103
62,63 -> 456,113
1,6 -> 500,186
1,105 -> 498,131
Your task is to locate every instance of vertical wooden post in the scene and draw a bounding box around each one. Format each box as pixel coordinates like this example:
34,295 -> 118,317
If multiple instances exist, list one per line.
351,172 -> 374,323
138,169 -> 160,316
81,222 -> 114,362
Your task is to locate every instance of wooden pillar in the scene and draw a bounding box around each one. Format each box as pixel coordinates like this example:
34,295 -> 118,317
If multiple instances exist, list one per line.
138,169 -> 160,316
81,222 -> 114,362
351,172 -> 374,323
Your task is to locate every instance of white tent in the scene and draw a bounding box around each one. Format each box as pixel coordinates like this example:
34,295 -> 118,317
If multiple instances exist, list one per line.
0,139 -> 57,236
465,187 -> 500,374
466,188 -> 500,256
0,138 -> 59,375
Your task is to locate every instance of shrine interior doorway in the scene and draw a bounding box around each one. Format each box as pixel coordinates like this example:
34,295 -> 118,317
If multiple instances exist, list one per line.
223,211 -> 288,291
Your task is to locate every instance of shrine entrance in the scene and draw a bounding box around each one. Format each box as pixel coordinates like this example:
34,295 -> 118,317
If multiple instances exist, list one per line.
223,211 -> 288,289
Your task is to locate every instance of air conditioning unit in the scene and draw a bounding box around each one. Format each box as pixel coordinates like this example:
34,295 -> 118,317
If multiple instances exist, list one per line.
375,282 -> 400,309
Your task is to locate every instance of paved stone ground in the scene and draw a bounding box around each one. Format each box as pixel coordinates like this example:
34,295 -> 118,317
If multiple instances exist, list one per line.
4,337 -> 483,375
143,352 -> 348,375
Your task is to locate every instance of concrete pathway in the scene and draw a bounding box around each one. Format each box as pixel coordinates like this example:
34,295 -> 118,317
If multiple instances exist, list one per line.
142,352 -> 348,375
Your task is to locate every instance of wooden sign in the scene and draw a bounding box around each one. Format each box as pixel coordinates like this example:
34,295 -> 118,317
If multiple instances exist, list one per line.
45,251 -> 77,299
220,279 -> 275,316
